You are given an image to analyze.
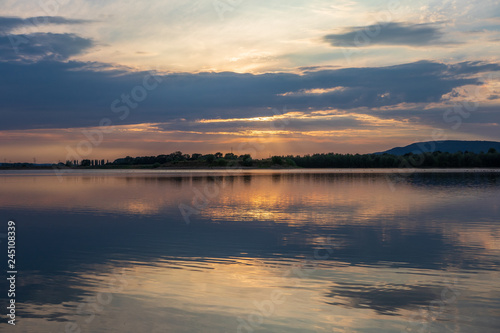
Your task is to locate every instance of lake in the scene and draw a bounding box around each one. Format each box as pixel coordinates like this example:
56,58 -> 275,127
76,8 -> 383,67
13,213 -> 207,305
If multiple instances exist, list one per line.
0,169 -> 499,332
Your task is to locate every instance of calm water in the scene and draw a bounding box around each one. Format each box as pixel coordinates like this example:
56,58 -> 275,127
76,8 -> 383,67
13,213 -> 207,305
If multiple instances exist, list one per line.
0,169 -> 499,332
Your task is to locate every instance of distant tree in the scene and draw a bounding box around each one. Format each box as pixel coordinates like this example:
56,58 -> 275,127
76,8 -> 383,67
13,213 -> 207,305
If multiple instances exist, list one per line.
285,157 -> 296,167
215,152 -> 223,159
205,154 -> 215,163
191,153 -> 202,160
81,159 -> 91,167
271,156 -> 283,165
240,154 -> 253,167
169,151 -> 184,161
216,158 -> 228,166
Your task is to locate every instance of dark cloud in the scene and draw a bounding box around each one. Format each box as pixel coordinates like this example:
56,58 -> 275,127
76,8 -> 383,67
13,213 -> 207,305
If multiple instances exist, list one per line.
370,104 -> 500,140
0,60 -> 498,130
297,65 -> 340,71
0,16 -> 93,62
0,16 -> 90,33
324,22 -> 453,47
155,116 -> 367,133
449,61 -> 500,75
0,33 -> 93,61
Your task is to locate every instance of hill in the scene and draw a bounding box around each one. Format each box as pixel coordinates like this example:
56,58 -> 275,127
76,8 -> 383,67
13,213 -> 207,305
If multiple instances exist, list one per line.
377,140 -> 500,156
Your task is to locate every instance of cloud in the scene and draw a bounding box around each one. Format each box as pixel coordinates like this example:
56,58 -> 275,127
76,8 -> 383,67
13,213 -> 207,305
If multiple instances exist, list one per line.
0,16 -> 94,62
323,22 -> 454,47
0,33 -> 93,61
155,115 -> 369,133
0,60 -> 498,130
371,104 -> 500,140
0,16 -> 90,33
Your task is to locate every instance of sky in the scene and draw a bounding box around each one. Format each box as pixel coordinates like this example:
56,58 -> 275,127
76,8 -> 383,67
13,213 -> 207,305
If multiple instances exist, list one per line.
1,0 -> 500,163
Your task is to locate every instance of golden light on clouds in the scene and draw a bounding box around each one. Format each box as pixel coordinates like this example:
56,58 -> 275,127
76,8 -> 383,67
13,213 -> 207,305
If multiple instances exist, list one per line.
0,109 -> 448,162
278,86 -> 347,96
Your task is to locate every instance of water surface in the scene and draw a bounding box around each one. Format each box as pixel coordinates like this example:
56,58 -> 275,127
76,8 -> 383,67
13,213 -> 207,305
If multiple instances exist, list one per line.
0,169 -> 499,332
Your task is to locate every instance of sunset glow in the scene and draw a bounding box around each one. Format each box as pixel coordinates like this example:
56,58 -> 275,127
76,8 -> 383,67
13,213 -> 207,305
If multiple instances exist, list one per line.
1,0 -> 500,162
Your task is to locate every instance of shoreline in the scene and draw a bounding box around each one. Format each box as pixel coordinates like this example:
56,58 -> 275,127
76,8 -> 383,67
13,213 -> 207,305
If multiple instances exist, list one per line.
1,167 -> 500,174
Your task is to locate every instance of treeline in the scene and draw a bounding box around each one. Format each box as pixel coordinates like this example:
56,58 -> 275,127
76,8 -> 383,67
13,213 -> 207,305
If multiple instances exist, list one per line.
110,151 -> 254,167
288,148 -> 500,168
71,148 -> 500,169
